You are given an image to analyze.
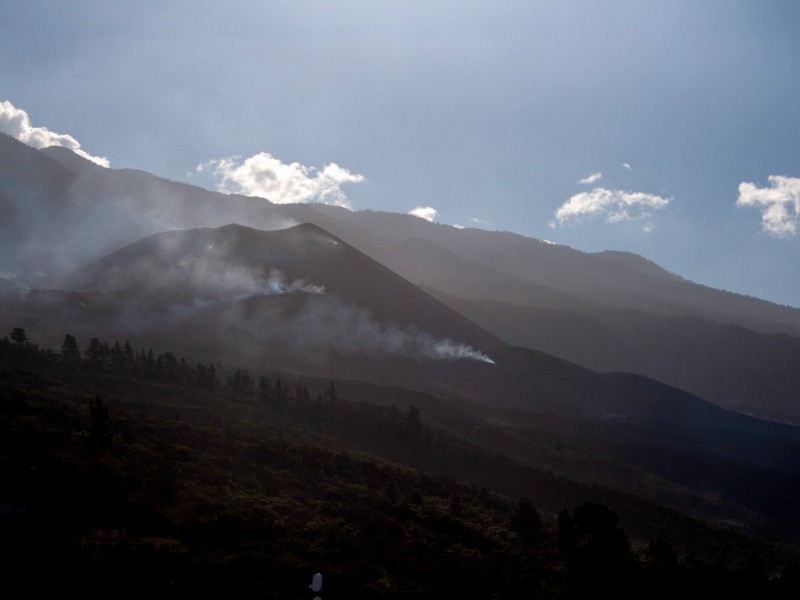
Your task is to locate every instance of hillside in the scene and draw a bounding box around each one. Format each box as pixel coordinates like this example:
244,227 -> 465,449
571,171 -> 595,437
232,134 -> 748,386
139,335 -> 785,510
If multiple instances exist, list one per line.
2,137 -> 797,422
428,291 -> 800,424
3,334 -> 799,597
4,137 -> 800,597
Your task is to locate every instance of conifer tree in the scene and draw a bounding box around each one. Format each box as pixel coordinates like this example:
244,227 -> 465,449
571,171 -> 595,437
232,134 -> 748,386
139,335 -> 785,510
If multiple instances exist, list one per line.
10,327 -> 27,346
61,334 -> 80,371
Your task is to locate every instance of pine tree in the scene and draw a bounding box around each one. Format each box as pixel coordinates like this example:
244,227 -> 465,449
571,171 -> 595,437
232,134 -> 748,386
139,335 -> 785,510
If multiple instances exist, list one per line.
61,334 -> 80,371
84,337 -> 104,371
10,327 -> 27,346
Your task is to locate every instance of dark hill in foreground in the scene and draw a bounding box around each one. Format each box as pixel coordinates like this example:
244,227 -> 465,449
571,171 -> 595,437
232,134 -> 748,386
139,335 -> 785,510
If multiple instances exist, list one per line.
2,335 -> 799,598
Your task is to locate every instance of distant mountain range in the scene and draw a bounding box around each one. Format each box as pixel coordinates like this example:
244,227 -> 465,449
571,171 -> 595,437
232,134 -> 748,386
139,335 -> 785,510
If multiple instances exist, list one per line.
2,131 -> 799,424
5,132 -> 800,549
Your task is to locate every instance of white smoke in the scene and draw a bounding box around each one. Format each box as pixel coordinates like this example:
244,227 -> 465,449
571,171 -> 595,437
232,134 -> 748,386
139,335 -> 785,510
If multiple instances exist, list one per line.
426,337 -> 495,364
230,295 -> 495,365
262,268 -> 325,295
171,252 -> 325,301
0,100 -> 110,167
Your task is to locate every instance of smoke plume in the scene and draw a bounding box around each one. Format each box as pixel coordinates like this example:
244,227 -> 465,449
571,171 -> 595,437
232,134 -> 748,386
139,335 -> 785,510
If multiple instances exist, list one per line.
213,294 -> 495,366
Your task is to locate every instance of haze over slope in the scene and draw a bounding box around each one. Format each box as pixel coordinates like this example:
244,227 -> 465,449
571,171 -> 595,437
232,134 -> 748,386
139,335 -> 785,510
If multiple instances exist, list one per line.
3,137 -> 800,422
58,222 -> 499,364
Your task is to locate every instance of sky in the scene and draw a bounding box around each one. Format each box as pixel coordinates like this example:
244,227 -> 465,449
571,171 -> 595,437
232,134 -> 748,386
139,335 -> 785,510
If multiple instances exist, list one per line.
2,1 -> 799,306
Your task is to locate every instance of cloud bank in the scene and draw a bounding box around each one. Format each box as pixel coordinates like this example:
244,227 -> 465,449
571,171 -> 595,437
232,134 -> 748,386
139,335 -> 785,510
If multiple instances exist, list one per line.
552,187 -> 670,229
0,100 -> 110,167
408,206 -> 438,222
198,152 -> 365,208
737,175 -> 800,238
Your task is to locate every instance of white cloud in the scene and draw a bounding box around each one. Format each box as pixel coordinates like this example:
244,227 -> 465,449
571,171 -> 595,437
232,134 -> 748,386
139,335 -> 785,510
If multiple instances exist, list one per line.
622,163 -> 632,171
737,175 -> 800,238
408,206 -> 438,222
470,217 -> 489,226
198,152 -> 365,208
0,100 -> 110,167
552,187 -> 670,230
577,172 -> 603,185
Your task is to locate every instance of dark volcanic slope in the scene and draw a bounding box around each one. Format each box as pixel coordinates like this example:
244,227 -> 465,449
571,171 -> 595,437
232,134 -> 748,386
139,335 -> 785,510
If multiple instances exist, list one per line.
62,222 -> 501,352
28,138 -> 800,332
31,139 -> 800,333
5,138 -> 799,424
44,223 -> 800,433
425,291 -> 800,424
264,204 -> 800,332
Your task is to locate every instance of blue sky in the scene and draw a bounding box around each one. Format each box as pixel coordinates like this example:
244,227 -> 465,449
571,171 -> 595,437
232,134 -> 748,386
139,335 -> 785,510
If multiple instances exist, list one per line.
2,1 -> 799,306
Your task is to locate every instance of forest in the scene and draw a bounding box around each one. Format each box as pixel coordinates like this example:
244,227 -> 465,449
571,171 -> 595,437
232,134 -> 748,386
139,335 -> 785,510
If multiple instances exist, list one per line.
2,328 -> 799,598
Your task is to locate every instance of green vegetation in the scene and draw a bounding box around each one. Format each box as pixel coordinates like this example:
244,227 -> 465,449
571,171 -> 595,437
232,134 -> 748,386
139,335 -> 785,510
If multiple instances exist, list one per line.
1,329 -> 799,597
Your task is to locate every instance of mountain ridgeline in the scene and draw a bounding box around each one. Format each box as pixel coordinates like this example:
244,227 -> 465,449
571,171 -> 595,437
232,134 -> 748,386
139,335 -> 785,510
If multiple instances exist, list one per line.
2,133 -> 800,422
3,137 -> 800,595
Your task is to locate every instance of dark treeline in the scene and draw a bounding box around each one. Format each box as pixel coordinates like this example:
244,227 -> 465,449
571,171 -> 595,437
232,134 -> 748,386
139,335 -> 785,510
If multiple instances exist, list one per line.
0,328 -> 427,447
1,327 -> 219,389
0,329 -> 425,444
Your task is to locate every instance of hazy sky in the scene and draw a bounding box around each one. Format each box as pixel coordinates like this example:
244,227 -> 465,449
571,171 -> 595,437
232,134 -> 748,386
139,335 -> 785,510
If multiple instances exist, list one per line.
2,1 -> 799,306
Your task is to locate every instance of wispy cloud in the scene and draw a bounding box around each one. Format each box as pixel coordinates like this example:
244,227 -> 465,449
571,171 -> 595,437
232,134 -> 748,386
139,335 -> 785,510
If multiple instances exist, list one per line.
737,175 -> 800,238
622,163 -> 632,171
470,217 -> 489,226
0,99 -> 109,167
551,187 -> 670,230
577,172 -> 603,185
408,206 -> 438,222
197,152 -> 365,208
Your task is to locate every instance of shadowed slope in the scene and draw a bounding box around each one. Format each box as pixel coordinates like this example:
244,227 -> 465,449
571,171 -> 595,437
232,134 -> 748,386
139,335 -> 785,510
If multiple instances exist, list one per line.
2,138 -> 798,424
60,222 -> 501,353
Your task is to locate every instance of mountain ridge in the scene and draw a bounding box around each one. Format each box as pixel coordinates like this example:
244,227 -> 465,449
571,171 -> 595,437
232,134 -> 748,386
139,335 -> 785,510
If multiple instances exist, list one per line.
6,140 -> 800,565
3,137 -> 800,423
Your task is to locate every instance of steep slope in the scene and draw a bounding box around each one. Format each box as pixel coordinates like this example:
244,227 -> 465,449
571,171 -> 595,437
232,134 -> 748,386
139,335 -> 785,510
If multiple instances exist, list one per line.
291,205 -> 800,333
426,291 -> 800,424
59,222 -> 500,352
1,137 -> 291,279
33,140 -> 800,333
4,139 -> 798,423
5,211 -> 800,547
9,222 -> 796,448
0,133 -> 82,273
30,140 -> 799,329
